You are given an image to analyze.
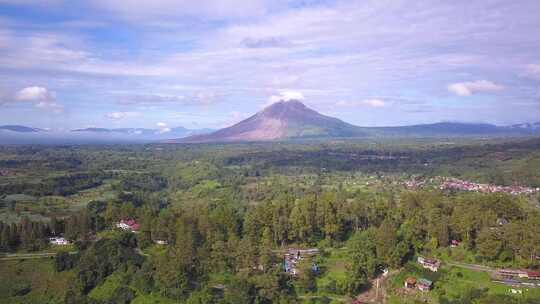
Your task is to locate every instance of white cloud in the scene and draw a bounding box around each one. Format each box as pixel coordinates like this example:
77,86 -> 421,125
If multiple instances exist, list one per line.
268,90 -> 304,104
117,94 -> 185,105
337,99 -> 386,108
105,111 -> 141,120
157,127 -> 171,134
155,122 -> 171,134
362,99 -> 386,108
447,80 -> 504,96
15,86 -> 53,102
10,86 -> 64,113
35,101 -> 64,113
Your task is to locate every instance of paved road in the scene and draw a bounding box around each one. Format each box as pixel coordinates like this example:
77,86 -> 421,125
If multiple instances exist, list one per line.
445,261 -> 497,274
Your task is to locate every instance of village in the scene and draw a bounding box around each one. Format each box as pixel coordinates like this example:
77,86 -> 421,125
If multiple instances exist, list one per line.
440,177 -> 539,195
403,176 -> 539,195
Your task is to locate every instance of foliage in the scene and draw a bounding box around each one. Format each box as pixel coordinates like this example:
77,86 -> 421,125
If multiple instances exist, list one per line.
0,140 -> 539,303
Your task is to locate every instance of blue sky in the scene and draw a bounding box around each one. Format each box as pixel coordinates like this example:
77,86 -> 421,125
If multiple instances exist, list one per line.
0,0 -> 539,130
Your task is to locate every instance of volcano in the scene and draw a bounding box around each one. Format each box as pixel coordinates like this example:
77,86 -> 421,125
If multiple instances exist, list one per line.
175,100 -> 364,142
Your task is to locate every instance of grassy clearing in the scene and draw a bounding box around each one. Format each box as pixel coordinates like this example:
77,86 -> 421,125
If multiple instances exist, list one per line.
0,180 -> 117,223
294,248 -> 352,303
316,248 -> 348,290
388,262 -> 540,303
89,270 -> 178,304
131,293 -> 178,304
0,259 -> 74,304
88,271 -> 129,301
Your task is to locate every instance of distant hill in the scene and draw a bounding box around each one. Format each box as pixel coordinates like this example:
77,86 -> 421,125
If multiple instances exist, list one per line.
0,125 -> 44,133
72,126 -> 213,140
177,100 -> 365,142
365,122 -> 505,137
171,101 -> 540,143
508,122 -> 540,131
71,127 -> 113,133
0,125 -> 213,144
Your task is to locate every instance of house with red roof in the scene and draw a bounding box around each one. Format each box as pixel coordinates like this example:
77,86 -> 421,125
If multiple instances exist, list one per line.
116,219 -> 140,232
526,271 -> 540,280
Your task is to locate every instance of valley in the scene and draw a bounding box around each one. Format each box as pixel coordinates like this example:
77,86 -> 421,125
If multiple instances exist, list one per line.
0,139 -> 539,303
2,1 -> 540,303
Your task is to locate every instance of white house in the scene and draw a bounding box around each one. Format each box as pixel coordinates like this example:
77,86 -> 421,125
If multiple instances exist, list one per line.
49,237 -> 69,245
116,222 -> 131,230
417,257 -> 441,272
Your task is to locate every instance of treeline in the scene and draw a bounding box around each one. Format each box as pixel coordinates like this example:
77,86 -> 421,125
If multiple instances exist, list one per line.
221,139 -> 540,187
0,217 -> 63,251
0,202 -> 109,252
114,172 -> 168,192
0,171 -> 109,196
52,183 -> 539,303
53,199 -> 298,304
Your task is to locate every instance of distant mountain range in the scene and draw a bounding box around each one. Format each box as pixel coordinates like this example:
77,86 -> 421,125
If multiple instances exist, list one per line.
508,122 -> 540,130
0,125 -> 44,133
174,100 -> 540,143
2,101 -> 540,144
0,125 -> 213,144
71,126 -> 213,138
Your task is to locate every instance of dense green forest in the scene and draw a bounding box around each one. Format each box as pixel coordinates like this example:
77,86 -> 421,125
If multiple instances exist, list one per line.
0,138 -> 539,303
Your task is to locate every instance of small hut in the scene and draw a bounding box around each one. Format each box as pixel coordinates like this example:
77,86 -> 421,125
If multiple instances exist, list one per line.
417,278 -> 433,291
404,277 -> 416,289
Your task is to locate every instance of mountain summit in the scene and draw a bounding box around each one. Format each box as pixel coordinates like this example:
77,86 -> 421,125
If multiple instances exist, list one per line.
177,100 -> 363,142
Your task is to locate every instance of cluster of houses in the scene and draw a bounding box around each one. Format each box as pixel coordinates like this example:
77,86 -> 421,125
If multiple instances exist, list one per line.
402,257 -> 441,292
403,178 -> 428,189
49,236 -> 70,245
404,277 -> 433,292
283,248 -> 319,276
402,176 -> 539,196
494,269 -> 540,288
497,269 -> 540,281
116,219 -> 140,232
440,178 -> 539,195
